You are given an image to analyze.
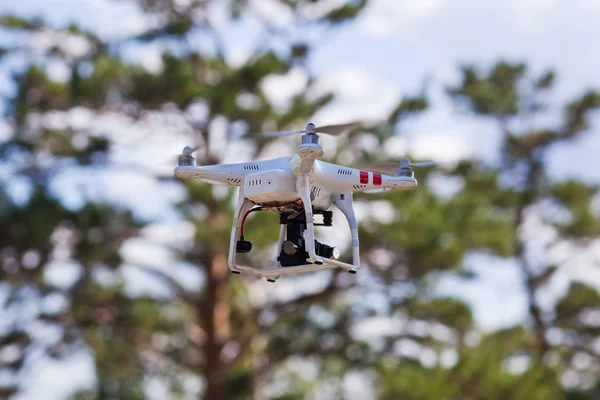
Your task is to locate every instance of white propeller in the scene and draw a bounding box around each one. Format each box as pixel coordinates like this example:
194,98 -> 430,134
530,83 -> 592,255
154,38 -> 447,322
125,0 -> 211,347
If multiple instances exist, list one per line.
399,158 -> 437,168
262,130 -> 306,138
182,145 -> 198,156
354,158 -> 437,176
262,122 -> 363,138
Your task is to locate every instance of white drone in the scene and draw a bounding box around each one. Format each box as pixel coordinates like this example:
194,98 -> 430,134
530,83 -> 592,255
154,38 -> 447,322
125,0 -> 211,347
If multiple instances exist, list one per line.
174,122 -> 434,282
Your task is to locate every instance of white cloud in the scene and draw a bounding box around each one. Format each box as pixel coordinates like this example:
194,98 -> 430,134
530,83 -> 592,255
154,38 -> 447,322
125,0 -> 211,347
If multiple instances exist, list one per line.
358,0 -> 447,37
120,237 -> 204,293
49,167 -> 186,221
543,239 -> 600,305
261,68 -> 309,110
412,133 -> 470,163
142,220 -> 196,251
0,121 -> 12,141
0,0 -> 150,39
28,30 -> 93,59
228,45 -> 253,67
315,67 -> 388,102
546,116 -> 600,183
46,60 -> 71,83
14,350 -> 96,400
358,0 -> 600,96
120,264 -> 174,298
248,270 -> 334,308
356,200 -> 396,223
382,136 -> 410,158
435,252 -> 529,330
120,41 -> 165,73
343,371 -> 375,400
427,173 -> 465,199
351,315 -> 405,339
389,86 -> 503,165
311,67 -> 401,123
43,260 -> 83,290
249,0 -> 295,28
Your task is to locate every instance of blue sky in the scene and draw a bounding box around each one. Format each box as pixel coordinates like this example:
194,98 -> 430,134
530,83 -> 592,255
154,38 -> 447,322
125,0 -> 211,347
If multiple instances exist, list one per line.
2,0 -> 600,398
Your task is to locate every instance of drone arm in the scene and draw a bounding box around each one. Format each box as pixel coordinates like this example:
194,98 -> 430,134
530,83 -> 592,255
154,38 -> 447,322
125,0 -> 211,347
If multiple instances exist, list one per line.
333,192 -> 360,269
311,161 -> 417,193
175,165 -> 243,186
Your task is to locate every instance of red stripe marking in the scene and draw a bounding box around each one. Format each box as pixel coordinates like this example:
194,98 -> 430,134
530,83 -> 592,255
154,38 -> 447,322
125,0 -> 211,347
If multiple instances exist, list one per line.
359,170 -> 369,184
373,173 -> 382,186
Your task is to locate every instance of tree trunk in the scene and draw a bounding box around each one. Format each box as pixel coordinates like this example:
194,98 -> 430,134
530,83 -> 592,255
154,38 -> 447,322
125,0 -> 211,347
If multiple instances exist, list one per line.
200,252 -> 230,400
515,160 -> 549,360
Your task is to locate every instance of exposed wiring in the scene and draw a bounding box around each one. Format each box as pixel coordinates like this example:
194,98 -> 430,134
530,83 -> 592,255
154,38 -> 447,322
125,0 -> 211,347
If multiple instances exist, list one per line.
239,200 -> 303,238
240,207 -> 261,237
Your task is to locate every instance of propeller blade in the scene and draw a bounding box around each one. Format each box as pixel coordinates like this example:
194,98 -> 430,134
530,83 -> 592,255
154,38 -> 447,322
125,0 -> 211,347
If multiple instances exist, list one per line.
182,145 -> 199,156
354,160 -> 437,175
314,122 -> 363,135
262,130 -> 306,138
168,145 -> 203,165
261,122 -> 363,137
352,163 -> 400,176
410,161 -> 437,167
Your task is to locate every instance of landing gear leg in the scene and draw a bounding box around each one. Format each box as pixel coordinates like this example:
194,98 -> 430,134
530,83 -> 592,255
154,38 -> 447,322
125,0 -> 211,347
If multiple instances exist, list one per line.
266,225 -> 285,282
333,192 -> 360,273
296,175 -> 320,264
228,187 -> 255,274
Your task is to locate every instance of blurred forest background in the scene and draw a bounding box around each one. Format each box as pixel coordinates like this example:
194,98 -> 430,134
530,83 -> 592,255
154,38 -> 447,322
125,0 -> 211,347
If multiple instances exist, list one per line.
1,0 -> 600,399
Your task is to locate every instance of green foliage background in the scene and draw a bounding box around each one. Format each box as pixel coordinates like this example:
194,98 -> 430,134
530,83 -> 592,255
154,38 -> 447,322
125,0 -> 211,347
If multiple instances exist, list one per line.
1,1 -> 599,399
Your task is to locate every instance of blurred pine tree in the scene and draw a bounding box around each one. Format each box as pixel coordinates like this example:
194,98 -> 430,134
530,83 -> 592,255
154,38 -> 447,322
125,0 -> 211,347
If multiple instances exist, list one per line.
1,2 -> 599,400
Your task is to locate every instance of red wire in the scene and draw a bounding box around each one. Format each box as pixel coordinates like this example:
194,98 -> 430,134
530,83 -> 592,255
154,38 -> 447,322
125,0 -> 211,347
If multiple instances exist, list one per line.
240,207 -> 260,237
239,200 -> 301,238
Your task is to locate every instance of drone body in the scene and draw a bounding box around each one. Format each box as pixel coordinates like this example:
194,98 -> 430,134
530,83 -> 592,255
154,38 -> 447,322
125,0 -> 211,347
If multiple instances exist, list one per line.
174,123 -> 432,281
